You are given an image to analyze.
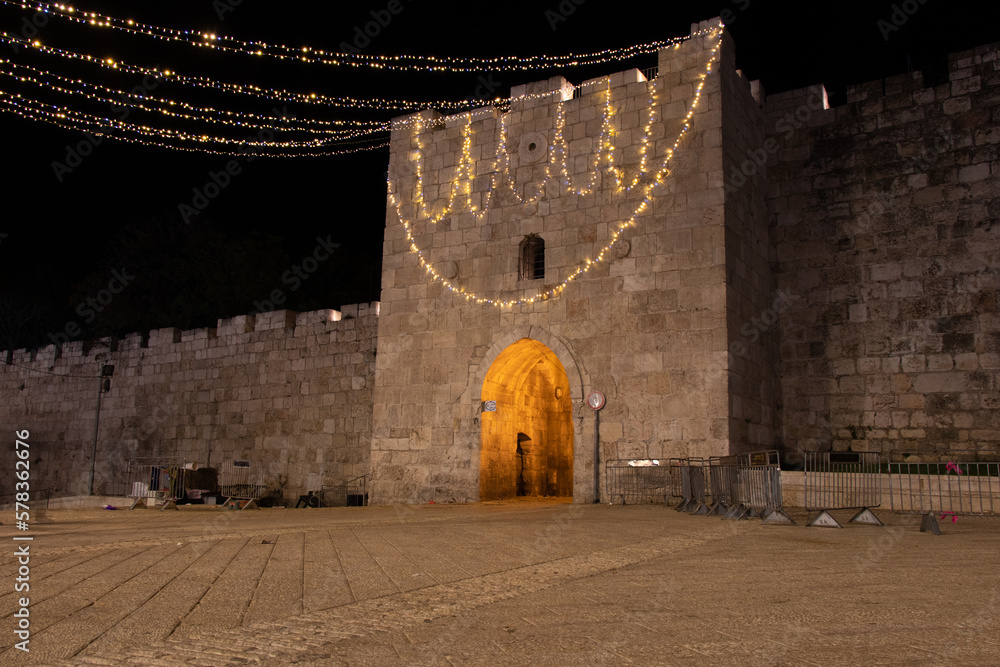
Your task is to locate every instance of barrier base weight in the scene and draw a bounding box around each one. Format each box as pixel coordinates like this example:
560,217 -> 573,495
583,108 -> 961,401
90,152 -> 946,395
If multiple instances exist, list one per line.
919,513 -> 941,535
724,504 -> 749,520
761,509 -> 795,525
807,510 -> 842,528
707,502 -> 728,516
850,508 -> 883,526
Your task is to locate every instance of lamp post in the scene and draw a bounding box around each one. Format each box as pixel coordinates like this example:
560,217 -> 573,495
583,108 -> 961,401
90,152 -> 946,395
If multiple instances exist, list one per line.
88,364 -> 114,495
587,391 -> 605,503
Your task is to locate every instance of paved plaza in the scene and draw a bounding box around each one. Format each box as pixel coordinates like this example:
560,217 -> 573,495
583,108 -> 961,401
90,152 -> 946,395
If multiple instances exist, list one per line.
2,499 -> 999,666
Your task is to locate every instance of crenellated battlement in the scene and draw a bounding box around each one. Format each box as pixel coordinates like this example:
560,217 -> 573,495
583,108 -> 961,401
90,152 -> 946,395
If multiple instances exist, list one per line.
1,302 -> 380,365
0,302 -> 380,503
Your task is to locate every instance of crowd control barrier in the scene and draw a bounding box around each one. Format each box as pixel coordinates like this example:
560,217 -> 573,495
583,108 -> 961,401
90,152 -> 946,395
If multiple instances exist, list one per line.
707,455 -> 740,516
124,459 -> 186,510
889,452 -> 1000,534
671,458 -> 708,514
728,450 -> 793,524
804,451 -> 883,528
219,459 -> 266,510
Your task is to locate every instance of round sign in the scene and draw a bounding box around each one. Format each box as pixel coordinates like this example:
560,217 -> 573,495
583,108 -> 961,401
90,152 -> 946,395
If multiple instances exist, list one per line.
587,391 -> 605,410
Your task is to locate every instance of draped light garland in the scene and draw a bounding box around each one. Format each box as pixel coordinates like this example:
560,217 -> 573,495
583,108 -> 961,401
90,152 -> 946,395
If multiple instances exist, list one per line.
387,26 -> 722,308
0,39 -> 647,157
0,3 -> 718,158
0,31 -> 500,113
0,88 -> 390,156
413,119 -> 474,223
0,87 -> 327,148
1,1 -> 714,73
0,57 -> 389,138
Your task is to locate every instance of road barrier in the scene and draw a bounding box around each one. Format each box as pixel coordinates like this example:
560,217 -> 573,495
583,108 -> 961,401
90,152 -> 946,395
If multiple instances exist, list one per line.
889,452 -> 1000,534
729,450 -> 793,524
804,451 -> 883,528
671,458 -> 708,513
320,474 -> 370,507
707,456 -> 740,516
665,453 -> 791,524
219,459 -> 266,510
124,459 -> 186,510
605,459 -> 670,505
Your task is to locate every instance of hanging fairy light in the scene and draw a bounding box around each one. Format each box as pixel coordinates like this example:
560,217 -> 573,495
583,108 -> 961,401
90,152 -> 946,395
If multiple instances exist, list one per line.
0,87 -> 390,156
0,31 -> 509,113
0,30 -> 685,119
0,0 -> 714,73
0,57 -> 391,139
0,4 -> 719,162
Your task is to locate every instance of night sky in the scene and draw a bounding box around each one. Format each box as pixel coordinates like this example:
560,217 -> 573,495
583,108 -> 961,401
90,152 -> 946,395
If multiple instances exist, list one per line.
0,0 -> 997,350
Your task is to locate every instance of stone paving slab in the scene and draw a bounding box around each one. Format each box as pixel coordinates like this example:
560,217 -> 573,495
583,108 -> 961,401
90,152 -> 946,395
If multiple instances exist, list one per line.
1,500 -> 998,665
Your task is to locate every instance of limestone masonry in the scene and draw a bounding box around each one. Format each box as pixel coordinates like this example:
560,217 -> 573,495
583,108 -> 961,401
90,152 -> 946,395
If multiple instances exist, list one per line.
2,19 -> 997,505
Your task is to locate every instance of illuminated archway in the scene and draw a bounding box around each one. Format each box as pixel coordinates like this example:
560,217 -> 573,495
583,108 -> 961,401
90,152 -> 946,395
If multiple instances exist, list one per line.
480,338 -> 573,500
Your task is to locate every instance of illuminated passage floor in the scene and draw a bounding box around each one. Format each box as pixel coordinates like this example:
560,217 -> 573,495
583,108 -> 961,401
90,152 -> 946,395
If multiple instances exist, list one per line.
1,499 -> 999,666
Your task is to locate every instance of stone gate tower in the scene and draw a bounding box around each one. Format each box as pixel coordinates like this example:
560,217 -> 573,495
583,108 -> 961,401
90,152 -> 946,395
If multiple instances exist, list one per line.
371,18 -> 778,504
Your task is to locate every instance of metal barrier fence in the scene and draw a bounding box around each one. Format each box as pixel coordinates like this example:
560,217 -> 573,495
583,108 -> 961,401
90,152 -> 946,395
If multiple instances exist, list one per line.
219,459 -> 266,510
707,456 -> 740,516
123,460 -> 186,509
804,451 -> 883,528
732,450 -> 793,524
665,452 -> 790,524
672,458 -> 708,514
668,458 -> 687,509
889,452 -> 1000,534
605,460 -> 670,505
320,475 -> 370,507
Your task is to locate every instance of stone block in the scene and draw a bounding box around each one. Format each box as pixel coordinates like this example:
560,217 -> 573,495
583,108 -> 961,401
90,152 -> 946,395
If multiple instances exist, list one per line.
959,163 -> 991,182
912,373 -> 969,394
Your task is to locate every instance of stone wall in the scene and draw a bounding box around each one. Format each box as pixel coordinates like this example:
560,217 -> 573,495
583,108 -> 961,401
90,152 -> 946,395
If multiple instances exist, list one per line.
6,24 -> 996,508
0,304 -> 378,502
768,42 -> 1000,461
719,33 -> 779,455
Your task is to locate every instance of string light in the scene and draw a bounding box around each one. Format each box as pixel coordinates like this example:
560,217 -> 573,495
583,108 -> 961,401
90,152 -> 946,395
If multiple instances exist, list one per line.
626,84 -> 660,191
0,31 -> 511,113
413,117 -> 474,223
0,57 -> 389,139
0,87 -> 326,148
0,8 -> 718,164
387,25 -> 723,307
0,33 -> 661,156
0,22 -> 714,156
0,88 -> 390,156
1,1 -> 715,73
457,76 -> 621,220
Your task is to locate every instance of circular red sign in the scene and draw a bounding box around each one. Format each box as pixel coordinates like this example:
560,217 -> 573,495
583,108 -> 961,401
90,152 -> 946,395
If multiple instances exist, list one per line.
587,391 -> 605,410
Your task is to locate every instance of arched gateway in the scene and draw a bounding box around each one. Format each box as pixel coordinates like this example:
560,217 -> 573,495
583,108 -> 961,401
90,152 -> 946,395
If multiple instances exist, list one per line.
479,338 -> 573,500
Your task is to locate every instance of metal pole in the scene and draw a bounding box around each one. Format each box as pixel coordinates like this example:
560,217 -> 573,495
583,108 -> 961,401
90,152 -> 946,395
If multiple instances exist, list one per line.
593,410 -> 600,503
88,370 -> 103,495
